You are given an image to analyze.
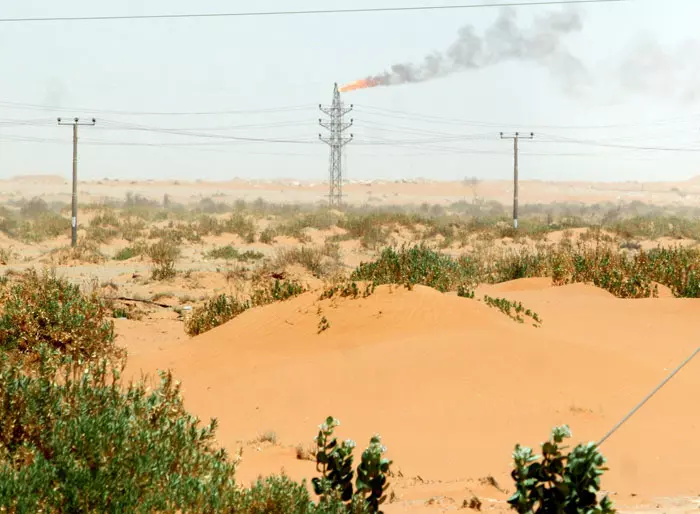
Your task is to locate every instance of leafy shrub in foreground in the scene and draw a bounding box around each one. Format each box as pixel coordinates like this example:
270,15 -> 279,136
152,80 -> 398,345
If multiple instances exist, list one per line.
0,350 -> 238,513
509,425 -> 614,514
313,416 -> 392,514
0,269 -> 117,360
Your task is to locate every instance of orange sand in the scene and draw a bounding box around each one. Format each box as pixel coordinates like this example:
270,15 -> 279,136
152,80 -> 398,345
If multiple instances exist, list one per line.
127,281 -> 700,511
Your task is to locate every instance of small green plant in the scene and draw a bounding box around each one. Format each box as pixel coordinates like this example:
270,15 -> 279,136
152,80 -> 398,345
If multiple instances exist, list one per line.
457,285 -> 475,299
319,281 -> 375,301
509,425 -> 615,514
355,436 -> 393,513
112,307 -> 129,319
317,316 -> 331,334
482,295 -> 541,326
114,245 -> 141,261
312,416 -> 392,514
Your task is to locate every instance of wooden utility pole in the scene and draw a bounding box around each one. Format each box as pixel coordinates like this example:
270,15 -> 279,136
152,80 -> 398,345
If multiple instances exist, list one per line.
500,131 -> 534,230
58,117 -> 96,247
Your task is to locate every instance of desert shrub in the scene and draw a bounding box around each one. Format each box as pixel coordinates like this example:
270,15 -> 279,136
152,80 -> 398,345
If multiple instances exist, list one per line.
196,197 -> 229,214
645,246 -> 700,297
275,246 -> 335,277
147,239 -> 180,280
85,224 -> 118,244
19,197 -> 50,218
250,279 -> 305,306
149,223 -> 201,244
120,218 -> 147,241
223,213 -> 256,241
320,281 -> 376,301
186,279 -> 305,336
551,244 -> 655,299
185,294 -> 249,336
196,214 -> 224,236
0,269 -> 117,360
207,245 -> 264,262
260,227 -> 277,244
509,425 -> 614,514
89,209 -> 121,228
351,245 -> 474,292
276,218 -> 312,243
114,241 -> 147,261
337,215 -> 388,250
48,239 -> 106,265
489,249 -> 551,283
0,350 -> 239,513
17,212 -> 70,242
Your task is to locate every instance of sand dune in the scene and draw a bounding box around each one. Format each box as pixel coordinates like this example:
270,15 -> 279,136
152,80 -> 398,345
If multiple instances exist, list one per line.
128,281 -> 700,508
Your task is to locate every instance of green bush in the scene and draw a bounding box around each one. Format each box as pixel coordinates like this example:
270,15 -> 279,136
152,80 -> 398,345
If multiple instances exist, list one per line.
0,350 -> 239,513
509,426 -> 614,514
114,245 -> 141,261
351,245 -> 474,292
645,246 -> 700,297
0,269 -> 117,360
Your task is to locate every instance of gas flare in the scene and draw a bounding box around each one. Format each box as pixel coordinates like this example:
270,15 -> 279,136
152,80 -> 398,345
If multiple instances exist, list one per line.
338,8 -> 585,94
339,78 -> 381,93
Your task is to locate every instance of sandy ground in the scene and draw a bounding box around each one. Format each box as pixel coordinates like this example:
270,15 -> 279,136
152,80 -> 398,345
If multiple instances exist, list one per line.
121,281 -> 700,513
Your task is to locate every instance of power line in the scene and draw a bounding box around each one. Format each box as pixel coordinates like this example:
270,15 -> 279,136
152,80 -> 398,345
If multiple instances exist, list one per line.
0,100 -> 314,116
538,133 -> 700,152
0,1 -> 629,24
357,105 -> 698,130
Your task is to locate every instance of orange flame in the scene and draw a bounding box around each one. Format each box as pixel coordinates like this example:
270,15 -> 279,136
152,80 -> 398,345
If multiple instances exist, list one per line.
339,78 -> 380,93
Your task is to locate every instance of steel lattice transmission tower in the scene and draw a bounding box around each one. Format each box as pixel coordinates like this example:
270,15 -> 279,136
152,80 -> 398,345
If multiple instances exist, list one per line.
319,83 -> 353,209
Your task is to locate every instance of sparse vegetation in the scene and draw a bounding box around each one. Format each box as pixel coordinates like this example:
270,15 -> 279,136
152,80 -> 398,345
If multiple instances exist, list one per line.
207,245 -> 264,262
482,295 -> 541,326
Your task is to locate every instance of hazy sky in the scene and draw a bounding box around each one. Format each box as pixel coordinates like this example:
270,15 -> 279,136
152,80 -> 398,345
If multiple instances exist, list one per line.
0,0 -> 699,183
